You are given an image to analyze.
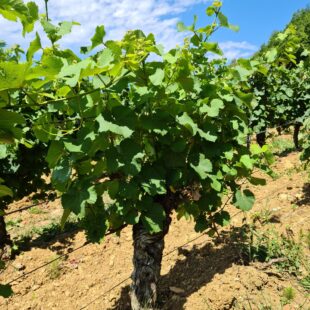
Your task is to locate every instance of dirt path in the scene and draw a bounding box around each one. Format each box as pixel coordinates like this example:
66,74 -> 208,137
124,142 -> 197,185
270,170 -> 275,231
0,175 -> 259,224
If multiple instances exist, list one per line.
0,149 -> 309,310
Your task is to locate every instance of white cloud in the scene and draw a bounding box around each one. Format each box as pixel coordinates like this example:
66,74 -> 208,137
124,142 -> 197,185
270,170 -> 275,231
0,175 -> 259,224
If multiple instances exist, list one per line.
219,41 -> 258,60
0,0 -> 257,60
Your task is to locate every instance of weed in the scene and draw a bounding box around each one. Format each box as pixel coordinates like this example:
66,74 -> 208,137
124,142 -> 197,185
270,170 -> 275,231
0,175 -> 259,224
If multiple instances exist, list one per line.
285,165 -> 304,177
291,204 -> 298,211
270,137 -> 295,155
281,287 -> 296,305
28,206 -> 46,215
251,209 -> 273,225
46,256 -> 63,280
240,226 -> 305,275
6,218 -> 22,230
299,275 -> 310,291
305,230 -> 310,249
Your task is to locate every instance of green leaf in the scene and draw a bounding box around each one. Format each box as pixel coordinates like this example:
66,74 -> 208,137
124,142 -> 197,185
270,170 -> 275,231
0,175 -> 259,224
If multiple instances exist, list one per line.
0,62 -> 29,91
97,48 -> 114,67
140,166 -> 167,196
214,211 -> 230,226
60,209 -> 71,230
240,154 -> 254,170
83,205 -> 108,242
46,141 -> 64,168
104,180 -> 119,199
190,153 -> 213,179
58,21 -> 80,36
51,158 -> 72,192
141,200 -> 166,233
0,109 -> 25,126
218,12 -> 228,27
234,189 -> 255,211
229,24 -> 240,32
0,284 -> 13,298
149,68 -> 165,86
0,109 -> 24,142
206,7 -> 215,16
0,185 -> 13,198
91,25 -> 105,49
0,130 -> 14,144
26,32 -> 41,61
62,184 -> 97,216
177,22 -> 188,32
200,99 -> 224,117
141,178 -> 166,196
96,114 -> 133,138
266,48 -> 277,63
202,42 -> 223,55
26,55 -> 63,81
81,25 -> 106,54
176,112 -> 198,135
0,0 -> 38,36
41,20 -> 79,44
120,139 -> 144,176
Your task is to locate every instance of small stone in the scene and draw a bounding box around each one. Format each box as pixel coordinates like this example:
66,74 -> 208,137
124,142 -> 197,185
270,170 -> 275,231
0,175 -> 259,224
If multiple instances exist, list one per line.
13,263 -> 25,271
32,284 -> 40,291
109,255 -> 115,267
278,193 -> 288,201
169,286 -> 185,295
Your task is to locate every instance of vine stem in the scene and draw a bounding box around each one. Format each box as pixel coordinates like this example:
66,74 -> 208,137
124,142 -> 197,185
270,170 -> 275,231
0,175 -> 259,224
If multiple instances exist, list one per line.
44,0 -> 49,21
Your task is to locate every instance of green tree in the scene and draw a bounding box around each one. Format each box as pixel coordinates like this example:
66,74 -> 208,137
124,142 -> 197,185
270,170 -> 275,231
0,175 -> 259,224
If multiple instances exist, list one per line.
0,0 -> 273,306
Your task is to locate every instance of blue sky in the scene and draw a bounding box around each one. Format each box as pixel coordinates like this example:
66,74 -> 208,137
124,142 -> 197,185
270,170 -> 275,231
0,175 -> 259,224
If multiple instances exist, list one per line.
182,0 -> 310,50
1,0 -> 309,60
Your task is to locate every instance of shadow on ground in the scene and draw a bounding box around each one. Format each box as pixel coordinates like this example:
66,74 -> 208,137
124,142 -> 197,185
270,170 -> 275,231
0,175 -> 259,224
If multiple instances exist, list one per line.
296,182 -> 310,206
108,230 -> 245,310
13,221 -> 81,255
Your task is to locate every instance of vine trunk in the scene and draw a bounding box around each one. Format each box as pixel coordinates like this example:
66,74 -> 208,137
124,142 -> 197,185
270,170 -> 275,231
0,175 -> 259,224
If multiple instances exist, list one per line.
130,196 -> 173,310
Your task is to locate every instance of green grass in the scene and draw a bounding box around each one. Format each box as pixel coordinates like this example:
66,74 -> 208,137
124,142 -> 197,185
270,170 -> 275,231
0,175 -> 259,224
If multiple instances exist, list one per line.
6,218 -> 22,230
46,255 -> 64,280
238,225 -> 306,276
270,137 -> 295,155
281,287 -> 296,305
28,206 -> 47,215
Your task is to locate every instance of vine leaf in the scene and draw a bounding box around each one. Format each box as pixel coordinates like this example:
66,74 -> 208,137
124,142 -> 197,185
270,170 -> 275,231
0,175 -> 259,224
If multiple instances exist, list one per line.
141,201 -> 166,233
233,189 -> 255,211
0,284 -> 13,298
190,153 -> 213,180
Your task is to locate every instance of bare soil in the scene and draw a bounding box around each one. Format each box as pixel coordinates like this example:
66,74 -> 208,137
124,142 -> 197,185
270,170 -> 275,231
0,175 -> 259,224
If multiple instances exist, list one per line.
0,140 -> 309,310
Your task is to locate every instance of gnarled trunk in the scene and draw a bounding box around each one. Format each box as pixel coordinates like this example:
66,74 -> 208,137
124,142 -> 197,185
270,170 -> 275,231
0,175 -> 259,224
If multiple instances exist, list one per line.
293,123 -> 301,150
0,215 -> 11,260
256,130 -> 266,147
130,203 -> 172,310
246,134 -> 251,149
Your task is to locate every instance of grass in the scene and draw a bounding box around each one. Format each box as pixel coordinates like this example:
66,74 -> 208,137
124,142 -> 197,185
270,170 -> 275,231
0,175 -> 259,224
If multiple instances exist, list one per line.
28,206 -> 47,215
13,214 -> 80,251
281,287 -> 296,305
6,218 -> 22,229
270,136 -> 295,156
46,255 -> 64,280
237,224 -> 308,277
251,209 -> 274,225
299,275 -> 310,291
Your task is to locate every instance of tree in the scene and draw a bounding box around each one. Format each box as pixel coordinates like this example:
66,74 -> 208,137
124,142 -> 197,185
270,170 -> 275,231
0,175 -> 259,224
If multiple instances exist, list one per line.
250,25 -> 309,148
0,0 -> 273,306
